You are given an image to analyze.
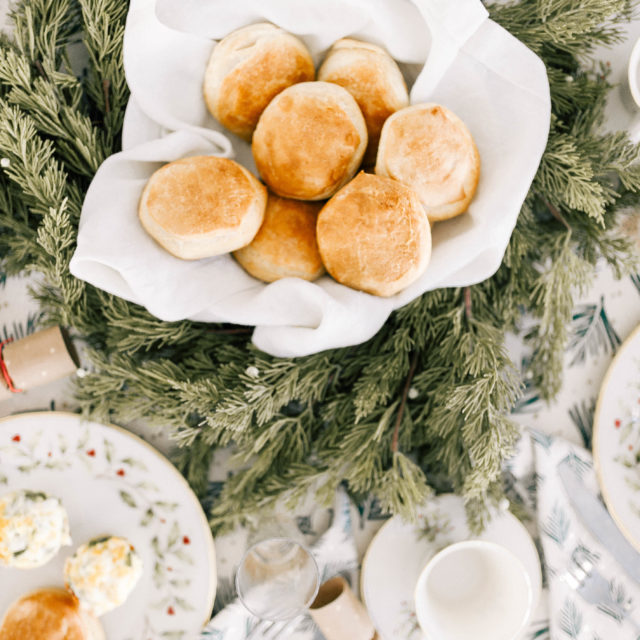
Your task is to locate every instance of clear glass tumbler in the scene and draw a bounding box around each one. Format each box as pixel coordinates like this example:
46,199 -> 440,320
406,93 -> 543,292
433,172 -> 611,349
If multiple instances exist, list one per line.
236,536 -> 320,622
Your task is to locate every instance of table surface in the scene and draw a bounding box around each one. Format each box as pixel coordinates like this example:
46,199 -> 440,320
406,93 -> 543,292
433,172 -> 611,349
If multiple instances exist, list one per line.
2,7 -> 640,637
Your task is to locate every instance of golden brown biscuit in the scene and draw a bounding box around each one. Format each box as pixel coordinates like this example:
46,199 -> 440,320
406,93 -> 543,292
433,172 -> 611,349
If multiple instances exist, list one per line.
376,103 -> 480,222
317,172 -> 431,296
233,194 -> 324,282
203,23 -> 315,140
0,588 -> 105,640
139,156 -> 267,260
252,81 -> 368,201
318,38 -> 409,166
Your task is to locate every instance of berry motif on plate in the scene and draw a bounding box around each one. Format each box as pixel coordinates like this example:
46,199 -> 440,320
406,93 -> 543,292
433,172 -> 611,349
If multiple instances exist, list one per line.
396,600 -> 421,639
612,385 -> 640,517
0,426 -> 200,639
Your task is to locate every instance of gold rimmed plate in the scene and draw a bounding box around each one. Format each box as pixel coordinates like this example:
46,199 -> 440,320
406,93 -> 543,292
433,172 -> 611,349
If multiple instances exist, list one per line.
0,411 -> 216,639
593,323 -> 640,552
360,494 -> 541,640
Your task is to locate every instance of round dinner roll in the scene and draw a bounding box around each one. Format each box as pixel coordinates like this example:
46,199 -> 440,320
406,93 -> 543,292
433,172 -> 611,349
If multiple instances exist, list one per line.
139,156 -> 267,260
318,38 -> 409,166
252,81 -> 368,201
203,23 -> 315,140
317,172 -> 431,297
233,194 -> 324,282
0,588 -> 105,640
376,103 -> 480,222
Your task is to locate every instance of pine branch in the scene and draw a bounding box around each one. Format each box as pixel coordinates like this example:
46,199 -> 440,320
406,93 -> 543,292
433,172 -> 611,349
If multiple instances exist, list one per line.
391,351 -> 418,453
1,0 -> 639,535
487,0 -> 633,59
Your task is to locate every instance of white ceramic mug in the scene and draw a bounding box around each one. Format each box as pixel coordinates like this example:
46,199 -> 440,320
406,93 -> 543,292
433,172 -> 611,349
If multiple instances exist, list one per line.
414,540 -> 533,640
624,36 -> 640,142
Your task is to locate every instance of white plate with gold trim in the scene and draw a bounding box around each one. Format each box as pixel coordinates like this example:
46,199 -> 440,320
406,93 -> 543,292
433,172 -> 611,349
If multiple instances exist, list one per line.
360,494 -> 541,640
594,323 -> 640,552
0,412 -> 216,640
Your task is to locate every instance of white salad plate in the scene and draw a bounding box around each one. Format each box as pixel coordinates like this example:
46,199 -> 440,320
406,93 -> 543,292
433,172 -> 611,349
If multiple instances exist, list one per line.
594,323 -> 640,552
360,493 -> 541,640
0,411 -> 216,640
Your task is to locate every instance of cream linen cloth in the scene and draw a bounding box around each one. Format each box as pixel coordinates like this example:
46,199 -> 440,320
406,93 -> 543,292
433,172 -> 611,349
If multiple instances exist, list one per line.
70,0 -> 551,357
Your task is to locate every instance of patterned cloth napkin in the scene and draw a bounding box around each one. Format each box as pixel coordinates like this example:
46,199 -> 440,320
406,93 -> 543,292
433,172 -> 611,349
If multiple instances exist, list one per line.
200,490 -> 358,640
508,431 -> 640,640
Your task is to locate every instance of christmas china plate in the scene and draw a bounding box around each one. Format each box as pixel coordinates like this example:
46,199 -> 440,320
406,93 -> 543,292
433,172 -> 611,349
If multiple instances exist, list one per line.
594,323 -> 640,552
0,412 -> 216,639
360,494 -> 541,640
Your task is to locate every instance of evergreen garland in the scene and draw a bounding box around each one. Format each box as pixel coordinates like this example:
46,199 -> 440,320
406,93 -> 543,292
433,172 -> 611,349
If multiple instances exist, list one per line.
0,0 -> 639,533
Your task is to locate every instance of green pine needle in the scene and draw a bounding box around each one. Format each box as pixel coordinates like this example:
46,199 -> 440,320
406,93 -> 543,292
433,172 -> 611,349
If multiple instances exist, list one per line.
0,0 -> 639,534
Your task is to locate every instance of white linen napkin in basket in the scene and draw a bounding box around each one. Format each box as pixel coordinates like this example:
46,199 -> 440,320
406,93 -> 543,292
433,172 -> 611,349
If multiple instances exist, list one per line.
70,0 -> 551,357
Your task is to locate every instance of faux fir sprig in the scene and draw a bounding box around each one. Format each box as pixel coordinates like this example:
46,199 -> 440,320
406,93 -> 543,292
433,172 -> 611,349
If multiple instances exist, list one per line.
0,0 -> 639,533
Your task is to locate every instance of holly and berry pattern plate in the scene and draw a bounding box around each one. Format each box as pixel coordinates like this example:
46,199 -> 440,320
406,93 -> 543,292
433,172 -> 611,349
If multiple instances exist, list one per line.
594,323 -> 640,553
0,411 -> 216,640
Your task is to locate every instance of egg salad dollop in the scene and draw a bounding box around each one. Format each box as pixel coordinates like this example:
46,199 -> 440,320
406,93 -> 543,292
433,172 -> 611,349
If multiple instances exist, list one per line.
64,535 -> 143,616
0,489 -> 72,568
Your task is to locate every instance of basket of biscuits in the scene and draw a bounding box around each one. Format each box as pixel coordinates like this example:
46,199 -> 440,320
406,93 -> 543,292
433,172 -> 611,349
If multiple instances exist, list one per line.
70,0 -> 551,356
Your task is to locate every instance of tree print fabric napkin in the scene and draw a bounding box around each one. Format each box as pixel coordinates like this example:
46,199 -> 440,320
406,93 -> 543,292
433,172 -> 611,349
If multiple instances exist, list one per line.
508,431 -> 640,640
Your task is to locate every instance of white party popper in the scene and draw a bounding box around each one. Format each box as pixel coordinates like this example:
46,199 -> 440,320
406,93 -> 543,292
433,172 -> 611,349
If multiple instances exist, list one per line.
0,326 -> 80,401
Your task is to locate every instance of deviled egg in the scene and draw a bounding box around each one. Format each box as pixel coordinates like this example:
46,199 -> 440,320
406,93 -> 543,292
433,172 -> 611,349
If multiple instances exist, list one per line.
0,489 -> 71,568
